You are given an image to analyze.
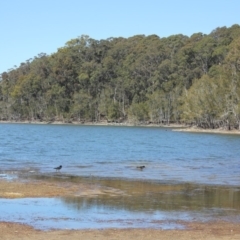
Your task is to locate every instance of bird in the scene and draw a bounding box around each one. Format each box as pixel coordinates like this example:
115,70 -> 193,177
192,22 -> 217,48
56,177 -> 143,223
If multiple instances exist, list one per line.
54,165 -> 62,172
137,165 -> 145,170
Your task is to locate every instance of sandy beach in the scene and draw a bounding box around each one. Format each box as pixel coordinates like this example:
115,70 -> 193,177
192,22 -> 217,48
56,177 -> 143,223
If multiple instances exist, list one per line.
1,221 -> 240,240
0,178 -> 240,240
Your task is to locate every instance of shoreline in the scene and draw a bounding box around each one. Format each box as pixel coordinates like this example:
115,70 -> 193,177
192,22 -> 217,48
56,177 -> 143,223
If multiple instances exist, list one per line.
0,119 -> 186,127
0,220 -> 240,240
173,126 -> 240,135
1,122 -> 240,238
1,176 -> 240,239
1,120 -> 240,135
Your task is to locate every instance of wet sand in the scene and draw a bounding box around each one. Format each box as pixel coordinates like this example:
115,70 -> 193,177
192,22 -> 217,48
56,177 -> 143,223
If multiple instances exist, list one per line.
1,178 -> 240,239
0,221 -> 240,240
0,177 -> 126,198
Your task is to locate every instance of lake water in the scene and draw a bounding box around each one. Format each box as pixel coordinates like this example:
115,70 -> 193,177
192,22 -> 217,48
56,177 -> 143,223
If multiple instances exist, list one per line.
1,123 -> 240,230
1,123 -> 240,185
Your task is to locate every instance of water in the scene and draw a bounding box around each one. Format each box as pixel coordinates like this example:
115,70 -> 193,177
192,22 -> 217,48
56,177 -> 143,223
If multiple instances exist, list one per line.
1,123 -> 240,185
0,197 -> 185,230
1,180 -> 240,230
1,123 -> 240,230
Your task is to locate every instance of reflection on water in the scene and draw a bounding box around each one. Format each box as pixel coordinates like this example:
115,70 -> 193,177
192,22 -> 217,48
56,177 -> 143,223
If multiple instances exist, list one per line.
29,174 -> 240,212
0,198 -> 185,230
1,175 -> 240,230
61,176 -> 240,213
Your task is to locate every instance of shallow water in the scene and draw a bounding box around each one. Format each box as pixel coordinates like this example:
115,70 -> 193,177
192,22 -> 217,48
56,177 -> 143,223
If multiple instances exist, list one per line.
1,123 -> 240,230
0,198 -> 185,230
1,123 -> 240,185
1,177 -> 240,230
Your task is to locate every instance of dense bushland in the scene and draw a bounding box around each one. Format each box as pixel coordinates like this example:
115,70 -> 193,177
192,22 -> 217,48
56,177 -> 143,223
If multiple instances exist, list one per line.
1,25 -> 240,129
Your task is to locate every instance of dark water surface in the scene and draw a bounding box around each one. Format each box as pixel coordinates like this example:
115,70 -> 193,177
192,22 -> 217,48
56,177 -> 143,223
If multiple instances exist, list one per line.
0,123 -> 240,229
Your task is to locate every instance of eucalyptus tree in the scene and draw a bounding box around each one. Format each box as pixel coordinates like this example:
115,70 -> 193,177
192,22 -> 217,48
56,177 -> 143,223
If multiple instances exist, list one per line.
223,36 -> 240,129
0,25 -> 240,128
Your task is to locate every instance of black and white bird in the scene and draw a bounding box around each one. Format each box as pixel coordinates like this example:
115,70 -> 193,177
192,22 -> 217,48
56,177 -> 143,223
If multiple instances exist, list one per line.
54,165 -> 62,172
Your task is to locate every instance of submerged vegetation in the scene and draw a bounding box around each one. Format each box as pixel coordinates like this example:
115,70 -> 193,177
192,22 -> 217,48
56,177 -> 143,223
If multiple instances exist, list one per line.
1,25 -> 240,129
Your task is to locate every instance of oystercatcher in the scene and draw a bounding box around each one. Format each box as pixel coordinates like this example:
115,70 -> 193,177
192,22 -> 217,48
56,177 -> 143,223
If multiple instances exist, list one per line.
137,166 -> 145,170
54,165 -> 62,172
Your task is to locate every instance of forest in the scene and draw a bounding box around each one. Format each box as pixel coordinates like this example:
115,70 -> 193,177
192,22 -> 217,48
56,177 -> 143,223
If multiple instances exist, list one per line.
0,24 -> 240,129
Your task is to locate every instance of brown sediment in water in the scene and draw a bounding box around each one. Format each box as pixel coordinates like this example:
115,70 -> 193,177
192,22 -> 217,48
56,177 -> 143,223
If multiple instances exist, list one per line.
0,177 -> 126,198
0,178 -> 83,198
1,176 -> 240,239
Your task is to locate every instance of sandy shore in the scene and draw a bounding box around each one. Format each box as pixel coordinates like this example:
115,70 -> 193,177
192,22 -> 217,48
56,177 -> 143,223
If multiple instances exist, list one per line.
1,221 -> 240,240
1,178 -> 240,239
173,126 -> 240,135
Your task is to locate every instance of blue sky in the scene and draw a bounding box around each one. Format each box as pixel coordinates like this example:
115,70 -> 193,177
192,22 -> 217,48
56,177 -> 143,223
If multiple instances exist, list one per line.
1,0 -> 240,73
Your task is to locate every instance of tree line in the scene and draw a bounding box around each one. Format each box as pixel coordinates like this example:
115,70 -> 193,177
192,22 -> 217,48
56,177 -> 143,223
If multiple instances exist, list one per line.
1,24 -> 240,129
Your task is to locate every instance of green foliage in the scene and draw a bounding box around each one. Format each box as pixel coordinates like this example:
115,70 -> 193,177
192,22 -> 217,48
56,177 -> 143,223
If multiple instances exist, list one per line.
128,102 -> 149,123
1,25 -> 240,129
